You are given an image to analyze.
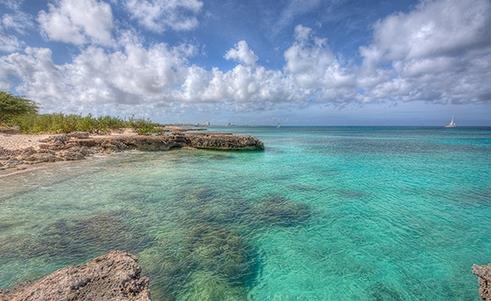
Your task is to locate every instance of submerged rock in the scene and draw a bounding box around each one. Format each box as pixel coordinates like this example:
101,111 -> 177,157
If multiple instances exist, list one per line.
0,250 -> 151,301
39,212 -> 150,259
139,223 -> 257,300
187,224 -> 257,283
177,271 -> 247,301
0,212 -> 149,261
473,264 -> 491,300
186,189 -> 312,229
252,196 -> 311,227
139,241 -> 194,300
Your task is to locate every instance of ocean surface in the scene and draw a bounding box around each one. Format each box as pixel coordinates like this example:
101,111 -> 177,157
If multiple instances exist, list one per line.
1,126 -> 490,300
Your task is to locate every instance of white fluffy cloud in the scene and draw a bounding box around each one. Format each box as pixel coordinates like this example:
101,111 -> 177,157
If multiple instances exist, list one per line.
359,0 -> 491,104
285,25 -> 354,97
38,0 -> 114,46
0,0 -> 490,115
0,11 -> 33,53
2,11 -> 33,35
0,28 -> 336,114
224,41 -> 258,66
124,0 -> 203,33
0,34 -> 22,53
361,0 -> 491,64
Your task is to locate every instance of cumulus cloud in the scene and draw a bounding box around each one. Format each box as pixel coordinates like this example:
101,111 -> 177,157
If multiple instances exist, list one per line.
224,41 -> 258,66
0,11 -> 33,53
38,0 -> 114,46
0,0 -> 490,115
0,34 -> 22,53
285,25 -> 354,96
2,11 -> 33,35
0,28 -> 336,114
361,0 -> 491,64
0,35 -> 192,113
124,0 -> 203,33
359,0 -> 491,104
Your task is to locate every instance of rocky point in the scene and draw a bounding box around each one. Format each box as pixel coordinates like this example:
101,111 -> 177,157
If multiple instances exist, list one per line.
0,131 -> 264,171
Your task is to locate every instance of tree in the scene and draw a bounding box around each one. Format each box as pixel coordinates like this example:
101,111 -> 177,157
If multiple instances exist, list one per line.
0,91 -> 38,123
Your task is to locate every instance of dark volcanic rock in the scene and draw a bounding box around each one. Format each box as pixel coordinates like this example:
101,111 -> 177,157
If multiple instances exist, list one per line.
473,264 -> 491,300
0,251 -> 151,301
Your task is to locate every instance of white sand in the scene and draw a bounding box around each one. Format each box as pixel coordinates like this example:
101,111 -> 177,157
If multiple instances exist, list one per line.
0,134 -> 51,151
0,128 -> 140,151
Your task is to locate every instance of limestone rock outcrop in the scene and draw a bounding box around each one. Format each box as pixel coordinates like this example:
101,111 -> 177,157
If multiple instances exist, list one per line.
0,131 -> 264,171
0,251 -> 151,301
186,133 -> 264,150
473,264 -> 491,300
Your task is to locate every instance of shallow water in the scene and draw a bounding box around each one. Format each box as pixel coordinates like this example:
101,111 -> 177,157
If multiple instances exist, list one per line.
1,127 -> 490,300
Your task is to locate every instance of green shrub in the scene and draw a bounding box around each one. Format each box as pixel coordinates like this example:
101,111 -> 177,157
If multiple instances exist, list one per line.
1,91 -> 160,134
0,91 -> 38,123
7,113 -> 159,134
129,118 -> 158,135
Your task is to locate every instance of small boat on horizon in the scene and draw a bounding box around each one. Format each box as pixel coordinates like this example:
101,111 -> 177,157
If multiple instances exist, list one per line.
445,116 -> 457,128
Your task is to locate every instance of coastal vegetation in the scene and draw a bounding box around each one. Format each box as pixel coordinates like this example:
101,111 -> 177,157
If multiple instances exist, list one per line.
0,91 -> 38,123
0,91 -> 158,135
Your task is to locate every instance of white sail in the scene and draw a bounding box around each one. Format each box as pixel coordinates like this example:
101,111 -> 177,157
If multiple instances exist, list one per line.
445,116 -> 456,128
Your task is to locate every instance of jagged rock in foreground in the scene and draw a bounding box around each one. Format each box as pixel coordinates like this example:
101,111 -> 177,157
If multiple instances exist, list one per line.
0,251 -> 151,301
0,131 -> 264,170
473,264 -> 491,300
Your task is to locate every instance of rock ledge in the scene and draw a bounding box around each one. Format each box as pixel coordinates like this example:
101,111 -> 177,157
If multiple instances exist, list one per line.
0,251 -> 151,301
0,131 -> 264,170
473,264 -> 491,300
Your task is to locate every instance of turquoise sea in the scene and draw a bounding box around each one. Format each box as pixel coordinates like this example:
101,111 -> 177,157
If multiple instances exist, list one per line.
1,127 -> 490,300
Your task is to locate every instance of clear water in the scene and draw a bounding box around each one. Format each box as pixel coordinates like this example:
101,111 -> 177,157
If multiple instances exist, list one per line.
1,127 -> 490,300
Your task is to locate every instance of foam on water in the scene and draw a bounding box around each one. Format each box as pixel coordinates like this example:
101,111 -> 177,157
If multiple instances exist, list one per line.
1,127 -> 490,300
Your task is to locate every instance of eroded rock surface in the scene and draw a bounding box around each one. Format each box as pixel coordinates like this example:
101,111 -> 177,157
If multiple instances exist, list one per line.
0,251 -> 151,301
186,133 -> 264,150
473,264 -> 491,300
0,131 -> 264,171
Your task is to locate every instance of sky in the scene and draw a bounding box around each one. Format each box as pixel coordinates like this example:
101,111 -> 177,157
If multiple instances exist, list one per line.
0,0 -> 490,125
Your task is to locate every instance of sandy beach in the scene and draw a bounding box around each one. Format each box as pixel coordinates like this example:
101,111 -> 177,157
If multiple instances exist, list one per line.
0,133 -> 51,150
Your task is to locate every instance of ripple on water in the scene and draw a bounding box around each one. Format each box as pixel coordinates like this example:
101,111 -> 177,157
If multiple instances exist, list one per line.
1,127 -> 490,300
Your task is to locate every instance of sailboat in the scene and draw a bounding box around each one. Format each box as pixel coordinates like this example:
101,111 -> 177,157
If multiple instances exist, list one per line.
445,116 -> 457,128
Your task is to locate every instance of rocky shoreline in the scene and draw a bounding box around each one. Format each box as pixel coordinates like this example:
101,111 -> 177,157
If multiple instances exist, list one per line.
0,251 -> 150,301
473,264 -> 491,300
0,131 -> 264,171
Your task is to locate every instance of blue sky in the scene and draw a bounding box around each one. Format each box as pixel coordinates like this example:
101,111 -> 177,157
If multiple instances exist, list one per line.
0,0 -> 490,125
